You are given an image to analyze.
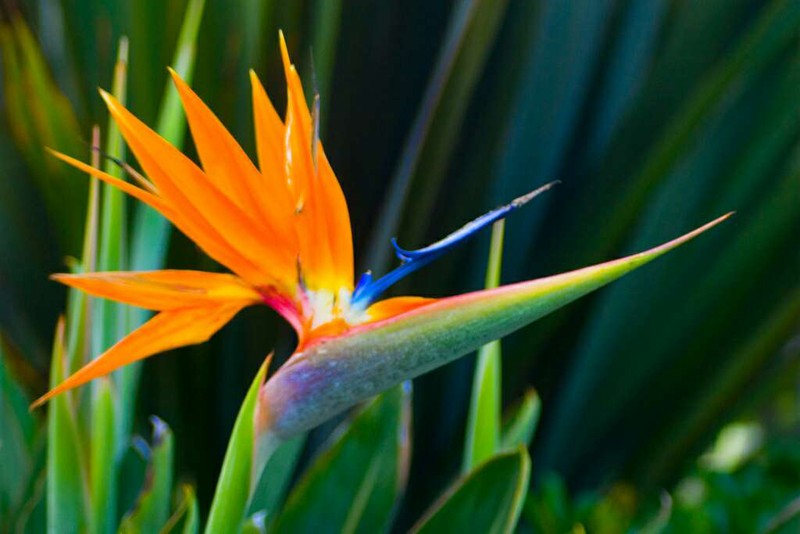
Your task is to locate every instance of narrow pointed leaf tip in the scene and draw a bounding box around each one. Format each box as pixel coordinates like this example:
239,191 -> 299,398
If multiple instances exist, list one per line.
352,181 -> 560,308
257,213 -> 732,440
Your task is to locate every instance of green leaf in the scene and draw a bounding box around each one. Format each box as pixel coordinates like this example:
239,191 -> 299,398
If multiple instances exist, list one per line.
65,125 -> 101,376
367,0 -> 513,270
247,433 -> 306,519
463,220 -> 505,472
485,0 -> 616,279
307,0 -> 343,126
270,384 -> 412,534
522,472 -> 571,534
588,0 -> 800,260
645,283 -> 800,483
410,447 -> 530,534
160,485 -> 199,534
258,215 -> 730,441
131,0 -> 207,274
89,38 -> 136,470
90,377 -> 116,534
500,388 -> 541,451
0,338 -> 43,527
0,17 -> 86,254
47,318 -> 89,534
204,358 -> 270,534
119,417 -> 175,534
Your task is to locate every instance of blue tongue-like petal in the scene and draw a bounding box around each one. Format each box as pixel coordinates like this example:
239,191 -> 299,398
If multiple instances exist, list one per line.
351,181 -> 558,309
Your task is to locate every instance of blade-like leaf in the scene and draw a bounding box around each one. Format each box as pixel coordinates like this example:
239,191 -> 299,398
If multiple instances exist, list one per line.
486,0 -> 616,280
500,388 -> 541,451
85,40 -> 130,534
463,220 -> 505,472
65,125 -> 101,376
204,357 -> 270,534
367,0 -> 512,270
0,17 -> 86,254
247,433 -> 306,519
0,338 -> 42,527
308,0 -> 343,125
269,384 -> 412,534
257,215 -> 730,441
131,0 -> 207,273
47,317 -> 88,534
118,417 -> 175,534
644,284 -> 800,483
410,447 -> 530,534
89,377 -> 116,534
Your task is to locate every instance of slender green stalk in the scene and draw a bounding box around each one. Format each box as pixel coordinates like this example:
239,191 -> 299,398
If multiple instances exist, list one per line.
463,220 -> 505,472
90,37 -> 129,534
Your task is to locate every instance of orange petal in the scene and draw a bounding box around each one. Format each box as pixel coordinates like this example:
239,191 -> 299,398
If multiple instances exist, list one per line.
52,270 -> 262,310
48,149 -> 176,219
317,147 -> 354,289
99,89 -> 296,289
31,303 -> 245,408
169,69 -> 297,251
365,296 -> 437,323
250,70 -> 295,212
279,32 -> 340,290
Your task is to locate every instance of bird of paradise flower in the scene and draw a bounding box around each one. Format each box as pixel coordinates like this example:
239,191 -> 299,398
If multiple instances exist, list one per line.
32,31 -> 731,474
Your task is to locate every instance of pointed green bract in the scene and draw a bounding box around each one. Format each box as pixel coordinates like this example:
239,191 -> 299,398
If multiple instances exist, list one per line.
258,215 -> 730,442
204,358 -> 270,534
411,447 -> 530,534
269,384 -> 411,534
463,220 -> 505,472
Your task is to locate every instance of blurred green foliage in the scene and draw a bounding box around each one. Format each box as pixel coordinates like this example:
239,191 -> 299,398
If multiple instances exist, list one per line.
1,0 -> 799,532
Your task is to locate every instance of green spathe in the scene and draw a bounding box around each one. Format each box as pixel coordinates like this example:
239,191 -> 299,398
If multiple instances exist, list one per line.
257,214 -> 731,441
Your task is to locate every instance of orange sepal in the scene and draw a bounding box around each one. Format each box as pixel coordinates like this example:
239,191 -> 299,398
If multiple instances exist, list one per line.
99,89 -> 296,289
31,303 -> 245,408
169,69 -> 297,252
52,270 -> 262,311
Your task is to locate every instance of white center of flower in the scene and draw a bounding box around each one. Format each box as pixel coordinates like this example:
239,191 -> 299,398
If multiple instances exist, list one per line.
306,287 -> 369,328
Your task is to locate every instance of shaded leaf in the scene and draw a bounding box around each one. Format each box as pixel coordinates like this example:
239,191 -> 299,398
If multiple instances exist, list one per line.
0,17 -> 86,253
270,384 -> 412,534
0,338 -> 43,527
247,433 -> 306,519
500,388 -> 541,451
46,317 -> 88,534
132,0 -> 207,274
119,416 -> 175,534
367,0 -> 513,269
410,447 -> 530,534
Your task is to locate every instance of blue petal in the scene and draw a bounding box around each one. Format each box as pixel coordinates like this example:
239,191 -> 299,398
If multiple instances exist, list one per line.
351,182 -> 558,309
